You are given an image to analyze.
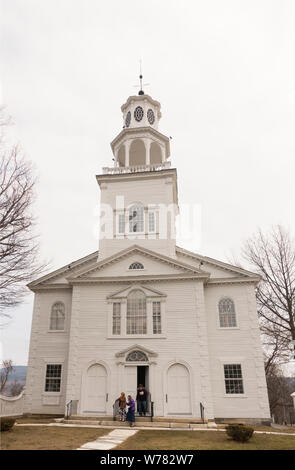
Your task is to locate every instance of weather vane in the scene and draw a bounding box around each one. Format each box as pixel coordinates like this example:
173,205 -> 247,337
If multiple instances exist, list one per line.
133,60 -> 150,95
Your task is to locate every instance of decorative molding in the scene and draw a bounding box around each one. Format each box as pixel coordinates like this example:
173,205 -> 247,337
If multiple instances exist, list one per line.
115,344 -> 158,358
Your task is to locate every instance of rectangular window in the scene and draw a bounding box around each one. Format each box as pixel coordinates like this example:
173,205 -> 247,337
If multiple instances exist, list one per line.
112,303 -> 121,335
126,293 -> 147,334
224,364 -> 244,394
45,364 -> 62,392
148,211 -> 155,232
152,301 -> 161,334
118,213 -> 125,234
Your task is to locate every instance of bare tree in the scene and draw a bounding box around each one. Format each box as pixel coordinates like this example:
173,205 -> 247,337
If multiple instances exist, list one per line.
0,107 -> 45,323
0,359 -> 13,393
9,379 -> 24,397
243,225 -> 295,366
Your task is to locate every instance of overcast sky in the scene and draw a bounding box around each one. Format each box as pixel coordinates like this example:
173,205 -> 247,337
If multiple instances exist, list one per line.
1,0 -> 295,367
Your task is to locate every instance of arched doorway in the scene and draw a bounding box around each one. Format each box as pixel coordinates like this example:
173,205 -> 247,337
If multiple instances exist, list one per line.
129,139 -> 146,166
167,363 -> 191,415
83,364 -> 107,413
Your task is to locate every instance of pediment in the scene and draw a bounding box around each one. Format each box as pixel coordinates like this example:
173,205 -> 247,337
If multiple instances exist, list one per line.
115,344 -> 158,358
67,245 -> 209,282
108,284 -> 166,300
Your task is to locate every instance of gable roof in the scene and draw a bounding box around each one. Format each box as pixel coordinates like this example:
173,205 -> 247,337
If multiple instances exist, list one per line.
176,246 -> 260,282
27,250 -> 98,291
67,244 -> 210,283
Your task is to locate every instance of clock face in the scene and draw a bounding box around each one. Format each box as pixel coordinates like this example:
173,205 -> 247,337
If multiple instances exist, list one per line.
134,106 -> 144,122
125,111 -> 131,128
147,108 -> 155,125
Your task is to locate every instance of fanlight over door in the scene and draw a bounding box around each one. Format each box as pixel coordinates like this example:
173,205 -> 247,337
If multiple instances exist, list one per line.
84,364 -> 107,413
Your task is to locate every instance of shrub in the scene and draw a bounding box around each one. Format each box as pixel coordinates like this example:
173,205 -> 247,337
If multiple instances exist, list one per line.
0,417 -> 16,432
226,424 -> 254,442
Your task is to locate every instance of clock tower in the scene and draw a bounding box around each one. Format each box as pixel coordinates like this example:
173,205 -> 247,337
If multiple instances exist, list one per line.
96,86 -> 179,260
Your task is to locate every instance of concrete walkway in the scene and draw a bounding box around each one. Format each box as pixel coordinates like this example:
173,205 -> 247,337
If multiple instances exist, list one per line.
15,422 -> 295,436
77,428 -> 138,450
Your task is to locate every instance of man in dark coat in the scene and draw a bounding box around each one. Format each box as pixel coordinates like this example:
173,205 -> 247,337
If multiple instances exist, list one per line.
136,384 -> 148,416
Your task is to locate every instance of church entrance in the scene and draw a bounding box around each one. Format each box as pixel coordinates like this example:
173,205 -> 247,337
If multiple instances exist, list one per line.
125,365 -> 149,399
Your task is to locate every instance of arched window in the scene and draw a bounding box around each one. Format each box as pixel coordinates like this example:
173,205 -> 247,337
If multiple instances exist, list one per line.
129,204 -> 144,233
50,302 -> 65,330
127,290 -> 147,334
219,298 -> 237,328
129,262 -> 144,270
126,350 -> 148,362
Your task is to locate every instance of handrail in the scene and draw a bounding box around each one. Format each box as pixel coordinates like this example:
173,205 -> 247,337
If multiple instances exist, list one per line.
200,402 -> 205,423
102,161 -> 171,175
66,400 -> 72,420
151,401 -> 154,422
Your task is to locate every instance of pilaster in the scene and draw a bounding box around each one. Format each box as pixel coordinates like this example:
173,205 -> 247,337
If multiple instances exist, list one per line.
195,281 -> 215,419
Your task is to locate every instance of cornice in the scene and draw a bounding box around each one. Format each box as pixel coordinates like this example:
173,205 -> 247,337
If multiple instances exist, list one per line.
68,273 -> 209,285
29,283 -> 72,292
96,168 -> 177,184
206,276 -> 260,286
176,246 -> 260,279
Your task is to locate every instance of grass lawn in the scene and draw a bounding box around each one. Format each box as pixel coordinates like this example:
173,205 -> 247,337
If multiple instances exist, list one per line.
1,426 -> 110,450
115,430 -> 295,450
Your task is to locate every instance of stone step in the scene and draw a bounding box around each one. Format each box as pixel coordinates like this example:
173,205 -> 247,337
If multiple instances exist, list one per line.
65,414 -> 207,424
59,418 -> 210,429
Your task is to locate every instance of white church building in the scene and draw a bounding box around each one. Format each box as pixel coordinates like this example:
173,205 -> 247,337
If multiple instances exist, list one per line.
24,86 -> 271,424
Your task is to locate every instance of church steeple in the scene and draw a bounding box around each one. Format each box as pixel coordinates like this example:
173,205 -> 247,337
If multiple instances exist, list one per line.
97,87 -> 178,260
108,92 -> 170,170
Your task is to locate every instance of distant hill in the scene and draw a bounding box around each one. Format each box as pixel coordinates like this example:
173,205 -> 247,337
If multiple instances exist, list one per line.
6,365 -> 27,384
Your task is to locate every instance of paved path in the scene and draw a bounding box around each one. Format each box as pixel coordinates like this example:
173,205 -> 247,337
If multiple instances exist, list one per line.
76,428 -> 138,450
15,423 -> 295,436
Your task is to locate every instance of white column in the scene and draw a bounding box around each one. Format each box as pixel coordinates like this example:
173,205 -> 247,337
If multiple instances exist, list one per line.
160,144 -> 165,163
144,138 -> 151,165
125,141 -> 130,167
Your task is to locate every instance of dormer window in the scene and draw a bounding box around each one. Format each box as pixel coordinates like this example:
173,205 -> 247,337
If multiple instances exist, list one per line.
129,262 -> 144,270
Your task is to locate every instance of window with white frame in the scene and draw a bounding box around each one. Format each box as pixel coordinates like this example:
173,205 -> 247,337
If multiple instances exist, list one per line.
45,364 -> 62,392
118,213 -> 125,234
112,303 -> 121,335
129,204 -> 144,232
224,364 -> 244,394
219,298 -> 237,328
129,262 -> 144,270
127,289 -> 147,334
50,302 -> 65,330
148,211 -> 155,232
152,301 -> 161,334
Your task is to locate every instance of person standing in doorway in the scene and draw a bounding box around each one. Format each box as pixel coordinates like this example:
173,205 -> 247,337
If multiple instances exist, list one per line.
126,395 -> 136,427
136,384 -> 148,417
